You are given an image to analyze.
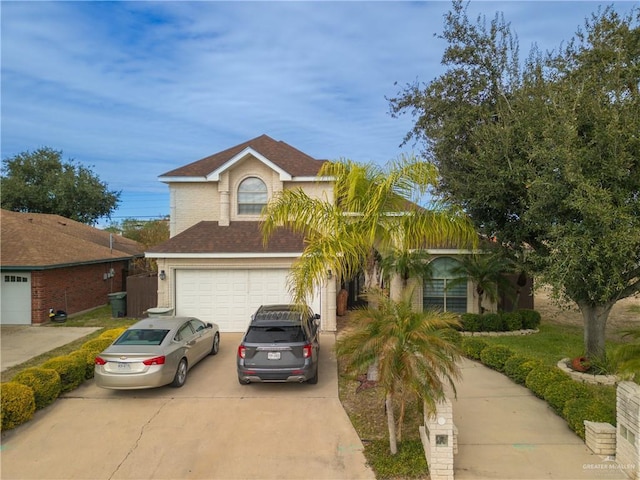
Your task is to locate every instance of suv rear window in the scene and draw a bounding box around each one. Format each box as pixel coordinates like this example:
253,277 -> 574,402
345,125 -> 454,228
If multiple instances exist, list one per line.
244,325 -> 306,343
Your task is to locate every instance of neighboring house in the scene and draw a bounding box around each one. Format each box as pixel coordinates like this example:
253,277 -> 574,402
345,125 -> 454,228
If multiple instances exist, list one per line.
1,209 -> 144,325
147,134 -> 532,333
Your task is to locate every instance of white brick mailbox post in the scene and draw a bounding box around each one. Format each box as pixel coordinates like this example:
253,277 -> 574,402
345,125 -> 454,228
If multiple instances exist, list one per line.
420,398 -> 457,480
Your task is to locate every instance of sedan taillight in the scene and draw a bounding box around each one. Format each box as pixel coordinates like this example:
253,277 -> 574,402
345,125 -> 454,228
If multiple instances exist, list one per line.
238,345 -> 246,359
303,344 -> 312,358
142,356 -> 165,366
94,357 -> 106,365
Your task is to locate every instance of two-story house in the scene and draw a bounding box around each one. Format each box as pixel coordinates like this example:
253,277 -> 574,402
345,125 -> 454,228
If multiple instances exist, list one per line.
146,135 -> 336,332
147,134 -> 533,333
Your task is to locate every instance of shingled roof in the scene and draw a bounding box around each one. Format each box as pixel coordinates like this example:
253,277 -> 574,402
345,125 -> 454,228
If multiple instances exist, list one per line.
146,221 -> 304,255
1,209 -> 144,269
159,134 -> 327,178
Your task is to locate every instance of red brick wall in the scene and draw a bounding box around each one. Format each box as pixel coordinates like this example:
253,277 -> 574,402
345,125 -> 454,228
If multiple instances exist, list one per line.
31,261 -> 129,324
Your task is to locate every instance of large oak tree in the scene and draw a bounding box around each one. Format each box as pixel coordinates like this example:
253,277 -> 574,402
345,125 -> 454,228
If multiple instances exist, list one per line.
389,1 -> 640,358
1,147 -> 120,225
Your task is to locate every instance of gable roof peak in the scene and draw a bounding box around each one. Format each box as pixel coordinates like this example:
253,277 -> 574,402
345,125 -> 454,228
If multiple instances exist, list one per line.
159,134 -> 327,181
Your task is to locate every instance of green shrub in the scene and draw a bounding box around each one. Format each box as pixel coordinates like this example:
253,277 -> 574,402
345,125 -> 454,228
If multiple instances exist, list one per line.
543,380 -> 590,415
363,439 -> 428,479
502,312 -> 523,331
525,365 -> 570,398
439,328 -> 463,347
504,356 -> 535,384
518,309 -> 541,330
80,338 -> 114,380
1,382 -> 36,431
481,313 -> 504,332
461,337 -> 489,360
81,337 -> 114,352
99,327 -> 127,340
12,367 -> 61,410
69,350 -> 95,380
460,313 -> 482,332
563,393 -> 616,439
480,345 -> 515,372
41,354 -> 86,393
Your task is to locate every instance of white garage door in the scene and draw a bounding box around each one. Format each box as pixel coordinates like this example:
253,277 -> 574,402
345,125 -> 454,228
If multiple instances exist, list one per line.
1,272 -> 32,325
175,269 -> 295,332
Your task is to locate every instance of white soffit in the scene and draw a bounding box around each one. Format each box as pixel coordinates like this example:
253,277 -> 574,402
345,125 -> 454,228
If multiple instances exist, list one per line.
207,148 -> 292,181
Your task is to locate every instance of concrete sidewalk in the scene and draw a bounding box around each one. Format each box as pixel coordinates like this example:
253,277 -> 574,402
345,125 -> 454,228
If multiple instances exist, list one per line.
1,325 -> 100,373
452,359 -> 627,480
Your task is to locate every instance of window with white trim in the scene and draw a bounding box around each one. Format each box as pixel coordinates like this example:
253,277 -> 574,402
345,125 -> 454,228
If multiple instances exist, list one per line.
423,257 -> 467,313
238,177 -> 267,215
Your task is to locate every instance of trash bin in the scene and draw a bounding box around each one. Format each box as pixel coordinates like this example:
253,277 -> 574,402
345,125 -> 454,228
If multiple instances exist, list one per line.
108,292 -> 127,318
146,307 -> 174,317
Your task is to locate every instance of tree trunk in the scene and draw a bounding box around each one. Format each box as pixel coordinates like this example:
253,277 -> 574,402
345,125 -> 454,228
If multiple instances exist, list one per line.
389,274 -> 405,302
385,393 -> 398,455
577,301 -> 613,359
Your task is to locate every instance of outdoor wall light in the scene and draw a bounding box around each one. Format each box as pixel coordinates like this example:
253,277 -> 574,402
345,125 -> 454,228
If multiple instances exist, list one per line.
159,270 -> 166,281
327,269 -> 333,279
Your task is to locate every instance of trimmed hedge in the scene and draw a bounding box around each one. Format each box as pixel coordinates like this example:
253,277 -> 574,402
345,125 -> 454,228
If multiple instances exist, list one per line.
81,337 -> 114,352
543,380 -> 590,415
1,382 -> 36,431
480,345 -> 515,372
439,328 -> 463,347
519,309 -> 541,330
460,313 -> 482,332
12,367 -> 61,410
525,365 -> 570,398
502,312 -> 523,331
482,313 -> 505,332
459,310 -> 541,333
563,389 -> 616,439
503,356 -> 542,385
69,350 -> 96,380
80,337 -> 115,380
99,327 -> 127,340
461,337 -> 488,360
41,354 -> 86,393
0,326 -> 128,431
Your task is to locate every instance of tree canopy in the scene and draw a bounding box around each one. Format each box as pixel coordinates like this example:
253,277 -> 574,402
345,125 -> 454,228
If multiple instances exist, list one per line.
1,147 -> 120,225
389,1 -> 640,358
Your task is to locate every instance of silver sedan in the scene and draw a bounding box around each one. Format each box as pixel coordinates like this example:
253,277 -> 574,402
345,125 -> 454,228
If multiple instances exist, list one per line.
94,316 -> 220,390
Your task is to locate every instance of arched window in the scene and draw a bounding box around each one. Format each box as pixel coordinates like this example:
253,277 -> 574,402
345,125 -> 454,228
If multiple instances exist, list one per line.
423,257 -> 467,313
237,177 -> 267,214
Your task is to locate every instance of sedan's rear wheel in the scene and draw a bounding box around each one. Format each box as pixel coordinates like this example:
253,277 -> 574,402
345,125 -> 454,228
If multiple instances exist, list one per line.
210,332 -> 220,355
171,358 -> 188,388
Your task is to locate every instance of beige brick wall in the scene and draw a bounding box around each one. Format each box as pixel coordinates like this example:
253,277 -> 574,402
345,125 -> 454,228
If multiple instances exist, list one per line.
617,381 -> 640,480
168,156 -> 333,236
171,183 -> 219,235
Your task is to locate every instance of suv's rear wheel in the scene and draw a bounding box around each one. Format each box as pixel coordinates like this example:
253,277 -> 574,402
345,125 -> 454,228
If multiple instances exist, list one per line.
238,376 -> 249,385
307,367 -> 318,385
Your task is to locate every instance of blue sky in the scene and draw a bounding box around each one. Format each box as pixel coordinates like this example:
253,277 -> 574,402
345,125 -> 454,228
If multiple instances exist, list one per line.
2,1 -> 636,226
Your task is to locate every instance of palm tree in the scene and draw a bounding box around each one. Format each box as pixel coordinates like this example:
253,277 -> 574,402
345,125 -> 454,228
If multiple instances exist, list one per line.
335,290 -> 462,454
449,252 -> 514,313
261,156 -> 478,304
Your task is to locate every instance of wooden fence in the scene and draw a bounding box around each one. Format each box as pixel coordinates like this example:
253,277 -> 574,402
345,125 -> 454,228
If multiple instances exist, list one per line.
126,274 -> 158,318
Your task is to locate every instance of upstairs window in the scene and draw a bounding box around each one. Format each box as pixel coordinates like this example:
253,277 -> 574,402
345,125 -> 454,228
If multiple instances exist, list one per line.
238,177 -> 267,215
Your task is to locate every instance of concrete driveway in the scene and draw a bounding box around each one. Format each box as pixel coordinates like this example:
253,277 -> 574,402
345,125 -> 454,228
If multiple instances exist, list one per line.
0,333 -> 375,480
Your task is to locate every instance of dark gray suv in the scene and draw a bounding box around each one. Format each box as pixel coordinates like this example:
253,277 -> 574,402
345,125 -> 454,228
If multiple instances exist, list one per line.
237,304 -> 320,385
